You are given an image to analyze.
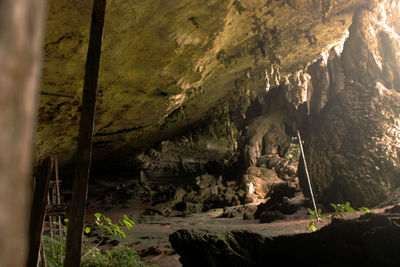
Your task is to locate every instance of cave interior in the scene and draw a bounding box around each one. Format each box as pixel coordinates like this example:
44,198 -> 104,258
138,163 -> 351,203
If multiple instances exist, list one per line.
31,0 -> 400,266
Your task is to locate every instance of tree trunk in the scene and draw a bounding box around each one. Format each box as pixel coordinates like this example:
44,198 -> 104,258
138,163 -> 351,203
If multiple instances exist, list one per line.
0,0 -> 47,266
64,0 -> 107,266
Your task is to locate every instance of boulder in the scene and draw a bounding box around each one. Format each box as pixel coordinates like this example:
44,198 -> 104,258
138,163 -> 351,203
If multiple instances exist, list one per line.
258,154 -> 298,181
243,211 -> 255,220
221,205 -> 257,219
243,166 -> 285,199
170,213 -> 400,267
258,211 -> 285,223
255,184 -> 305,219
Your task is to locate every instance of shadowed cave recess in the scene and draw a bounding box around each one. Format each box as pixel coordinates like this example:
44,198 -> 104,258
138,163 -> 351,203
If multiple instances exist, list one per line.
36,0 -> 400,266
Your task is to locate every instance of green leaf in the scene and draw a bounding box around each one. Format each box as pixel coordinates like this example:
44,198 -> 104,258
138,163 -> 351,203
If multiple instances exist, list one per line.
123,219 -> 133,228
347,207 -> 356,214
94,213 -> 102,219
119,231 -> 126,238
359,207 -> 371,213
84,226 -> 91,234
64,218 -> 69,223
308,223 -> 318,232
106,249 -> 112,259
104,225 -> 113,235
124,216 -> 135,225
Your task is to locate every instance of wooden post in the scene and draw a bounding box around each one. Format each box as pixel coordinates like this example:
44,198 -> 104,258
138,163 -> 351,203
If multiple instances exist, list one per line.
297,130 -> 319,219
40,240 -> 47,267
54,157 -> 64,262
27,157 -> 53,267
47,193 -> 56,258
0,0 -> 47,266
64,0 -> 107,266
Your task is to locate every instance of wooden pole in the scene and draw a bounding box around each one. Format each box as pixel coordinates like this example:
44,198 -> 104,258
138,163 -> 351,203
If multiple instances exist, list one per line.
0,0 -> 47,266
54,157 -> 64,262
64,0 -> 107,266
40,239 -> 47,267
297,130 -> 319,219
27,157 -> 53,267
47,193 -> 56,258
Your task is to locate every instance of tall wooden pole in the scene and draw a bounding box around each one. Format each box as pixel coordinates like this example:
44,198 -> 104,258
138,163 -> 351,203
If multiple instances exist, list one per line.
27,157 -> 53,267
297,130 -> 319,219
0,0 -> 47,266
64,0 -> 107,266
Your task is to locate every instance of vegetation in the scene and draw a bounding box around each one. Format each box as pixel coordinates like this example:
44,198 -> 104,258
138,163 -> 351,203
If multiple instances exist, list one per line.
307,202 -> 371,231
285,139 -> 301,164
40,213 -> 152,267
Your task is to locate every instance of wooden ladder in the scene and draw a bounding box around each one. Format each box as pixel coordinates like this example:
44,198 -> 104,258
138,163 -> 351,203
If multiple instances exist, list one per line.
28,156 -> 68,267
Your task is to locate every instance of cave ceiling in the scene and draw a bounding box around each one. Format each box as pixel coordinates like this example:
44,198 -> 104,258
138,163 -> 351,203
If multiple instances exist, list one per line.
37,0 -> 368,164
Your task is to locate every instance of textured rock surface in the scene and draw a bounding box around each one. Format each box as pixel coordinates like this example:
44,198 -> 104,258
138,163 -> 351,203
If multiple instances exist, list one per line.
170,212 -> 400,267
37,0 -> 366,165
299,1 -> 400,207
242,166 -> 284,199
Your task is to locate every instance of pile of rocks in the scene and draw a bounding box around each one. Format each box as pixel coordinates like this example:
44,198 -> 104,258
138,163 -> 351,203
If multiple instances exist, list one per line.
142,175 -> 244,217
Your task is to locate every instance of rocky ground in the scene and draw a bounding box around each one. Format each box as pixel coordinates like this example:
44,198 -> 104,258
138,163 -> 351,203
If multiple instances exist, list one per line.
80,152 -> 315,266
78,152 -> 333,266
78,151 -> 400,266
88,200 -> 397,267
170,209 -> 400,267
88,199 -> 318,267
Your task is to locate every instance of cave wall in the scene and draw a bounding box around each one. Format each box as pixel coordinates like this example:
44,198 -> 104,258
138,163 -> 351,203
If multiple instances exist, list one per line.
37,0 -> 366,166
36,0 -> 400,206
299,0 -> 400,207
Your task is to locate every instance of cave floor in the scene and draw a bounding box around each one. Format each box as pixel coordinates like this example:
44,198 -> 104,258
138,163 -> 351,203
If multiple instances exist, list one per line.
87,198 -> 332,267
83,179 -> 399,267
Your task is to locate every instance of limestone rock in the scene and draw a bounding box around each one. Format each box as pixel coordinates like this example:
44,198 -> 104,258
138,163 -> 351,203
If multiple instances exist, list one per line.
143,175 -> 244,216
170,213 -> 400,267
300,3 -> 400,207
258,154 -> 298,181
221,205 -> 257,219
37,0 -> 365,166
243,166 -> 285,199
254,183 -> 305,218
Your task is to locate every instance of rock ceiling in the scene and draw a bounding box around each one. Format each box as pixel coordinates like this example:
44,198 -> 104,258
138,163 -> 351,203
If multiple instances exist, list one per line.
37,0 -> 367,164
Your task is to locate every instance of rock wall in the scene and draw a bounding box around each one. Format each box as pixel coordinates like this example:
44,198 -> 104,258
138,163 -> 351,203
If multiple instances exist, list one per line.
170,212 -> 400,267
299,1 -> 400,207
36,0 -> 400,206
37,0 -> 365,166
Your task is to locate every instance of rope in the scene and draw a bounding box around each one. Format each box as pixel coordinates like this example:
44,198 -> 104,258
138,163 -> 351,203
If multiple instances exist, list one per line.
297,130 -> 319,220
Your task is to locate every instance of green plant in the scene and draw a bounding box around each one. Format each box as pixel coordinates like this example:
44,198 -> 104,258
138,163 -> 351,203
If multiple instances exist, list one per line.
81,246 -> 149,267
93,213 -> 135,239
307,202 -> 370,232
40,213 -> 143,267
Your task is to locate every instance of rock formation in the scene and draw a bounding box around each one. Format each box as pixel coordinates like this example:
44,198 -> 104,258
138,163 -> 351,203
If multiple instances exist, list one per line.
170,211 -> 400,266
37,0 -> 365,167
299,1 -> 400,207
37,0 -> 400,207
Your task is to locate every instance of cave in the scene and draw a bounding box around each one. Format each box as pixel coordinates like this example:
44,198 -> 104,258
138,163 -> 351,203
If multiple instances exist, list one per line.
2,0 -> 400,266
